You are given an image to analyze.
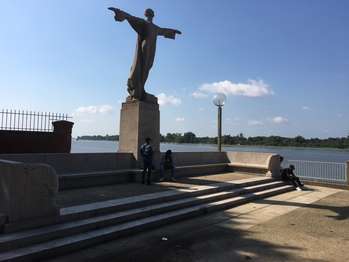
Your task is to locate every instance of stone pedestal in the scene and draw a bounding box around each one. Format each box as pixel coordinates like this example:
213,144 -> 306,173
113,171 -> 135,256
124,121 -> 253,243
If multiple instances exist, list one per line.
118,97 -> 160,162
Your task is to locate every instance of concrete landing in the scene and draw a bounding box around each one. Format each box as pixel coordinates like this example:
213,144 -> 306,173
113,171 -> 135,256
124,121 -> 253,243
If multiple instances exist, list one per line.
49,186 -> 348,262
56,172 -> 258,207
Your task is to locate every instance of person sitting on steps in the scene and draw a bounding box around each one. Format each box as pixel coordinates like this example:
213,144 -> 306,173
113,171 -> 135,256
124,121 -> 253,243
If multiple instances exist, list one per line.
280,156 -> 304,191
159,150 -> 176,182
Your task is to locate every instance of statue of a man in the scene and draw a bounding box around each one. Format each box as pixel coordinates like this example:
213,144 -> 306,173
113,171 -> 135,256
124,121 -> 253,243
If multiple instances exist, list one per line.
109,7 -> 181,101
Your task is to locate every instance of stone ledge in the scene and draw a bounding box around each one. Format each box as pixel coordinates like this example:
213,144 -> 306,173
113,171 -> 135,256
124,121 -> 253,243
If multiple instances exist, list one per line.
228,162 -> 268,170
59,169 -> 143,178
176,163 -> 228,169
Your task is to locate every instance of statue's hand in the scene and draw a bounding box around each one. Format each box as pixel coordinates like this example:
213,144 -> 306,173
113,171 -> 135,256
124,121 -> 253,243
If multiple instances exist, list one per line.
108,7 -> 118,13
108,7 -> 126,22
161,28 -> 182,39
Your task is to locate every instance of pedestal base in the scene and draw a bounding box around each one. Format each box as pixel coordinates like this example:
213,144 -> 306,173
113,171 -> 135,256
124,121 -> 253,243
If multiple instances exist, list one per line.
118,99 -> 160,161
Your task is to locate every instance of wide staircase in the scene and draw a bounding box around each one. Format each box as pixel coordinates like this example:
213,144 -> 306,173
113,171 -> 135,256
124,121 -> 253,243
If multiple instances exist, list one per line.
0,176 -> 293,261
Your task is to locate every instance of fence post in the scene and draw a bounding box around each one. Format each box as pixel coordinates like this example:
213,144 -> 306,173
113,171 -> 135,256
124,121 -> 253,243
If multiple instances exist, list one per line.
346,161 -> 349,185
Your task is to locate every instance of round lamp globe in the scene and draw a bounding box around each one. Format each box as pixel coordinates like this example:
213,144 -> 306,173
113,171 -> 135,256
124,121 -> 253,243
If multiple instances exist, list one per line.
212,93 -> 227,107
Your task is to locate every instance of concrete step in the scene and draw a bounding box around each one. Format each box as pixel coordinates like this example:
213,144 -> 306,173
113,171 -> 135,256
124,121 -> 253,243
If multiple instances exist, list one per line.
59,169 -> 143,190
3,177 -> 274,233
0,181 -> 284,252
0,184 -> 293,261
60,177 -> 274,222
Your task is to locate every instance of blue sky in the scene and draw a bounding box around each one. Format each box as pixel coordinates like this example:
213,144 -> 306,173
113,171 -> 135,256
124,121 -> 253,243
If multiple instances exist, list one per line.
0,0 -> 348,138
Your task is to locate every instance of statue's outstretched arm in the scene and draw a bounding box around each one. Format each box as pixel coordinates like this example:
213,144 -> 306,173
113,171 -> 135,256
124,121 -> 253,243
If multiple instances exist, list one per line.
158,27 -> 182,40
108,7 -> 145,35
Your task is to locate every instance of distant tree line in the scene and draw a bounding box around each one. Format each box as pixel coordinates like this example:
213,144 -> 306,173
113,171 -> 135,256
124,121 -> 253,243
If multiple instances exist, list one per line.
76,135 -> 119,141
77,132 -> 349,149
160,132 -> 207,144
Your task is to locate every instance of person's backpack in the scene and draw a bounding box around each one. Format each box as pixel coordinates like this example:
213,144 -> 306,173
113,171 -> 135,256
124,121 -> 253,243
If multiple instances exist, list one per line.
140,143 -> 153,159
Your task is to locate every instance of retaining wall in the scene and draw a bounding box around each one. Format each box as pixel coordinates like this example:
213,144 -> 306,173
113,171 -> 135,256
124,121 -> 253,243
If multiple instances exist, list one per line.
170,152 -> 229,166
0,153 -> 136,174
0,151 -> 279,175
0,121 -> 73,154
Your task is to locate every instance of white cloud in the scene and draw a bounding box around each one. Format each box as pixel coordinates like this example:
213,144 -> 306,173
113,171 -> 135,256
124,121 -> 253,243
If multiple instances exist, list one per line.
248,120 -> 264,126
175,117 -> 185,122
272,116 -> 288,124
302,106 -> 311,110
76,106 -> 98,114
192,91 -> 208,99
99,105 -> 113,113
74,105 -> 113,115
197,79 -> 273,97
157,93 -> 181,106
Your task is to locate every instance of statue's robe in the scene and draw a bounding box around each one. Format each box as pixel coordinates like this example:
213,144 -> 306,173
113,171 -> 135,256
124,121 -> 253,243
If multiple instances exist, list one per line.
117,11 -> 179,100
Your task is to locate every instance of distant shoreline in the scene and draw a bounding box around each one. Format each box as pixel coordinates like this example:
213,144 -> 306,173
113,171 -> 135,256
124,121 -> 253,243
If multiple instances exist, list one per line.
74,138 -> 349,150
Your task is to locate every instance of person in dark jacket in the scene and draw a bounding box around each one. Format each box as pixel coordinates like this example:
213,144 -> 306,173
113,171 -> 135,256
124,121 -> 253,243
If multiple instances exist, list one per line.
280,156 -> 304,191
159,150 -> 176,181
140,137 -> 153,185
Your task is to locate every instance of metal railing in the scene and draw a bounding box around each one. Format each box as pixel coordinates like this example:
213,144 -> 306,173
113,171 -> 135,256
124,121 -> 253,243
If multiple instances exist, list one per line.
286,159 -> 347,184
0,109 -> 71,132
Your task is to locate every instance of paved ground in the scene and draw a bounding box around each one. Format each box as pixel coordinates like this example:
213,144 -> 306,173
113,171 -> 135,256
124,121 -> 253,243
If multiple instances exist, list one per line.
56,172 -> 257,207
49,186 -> 349,262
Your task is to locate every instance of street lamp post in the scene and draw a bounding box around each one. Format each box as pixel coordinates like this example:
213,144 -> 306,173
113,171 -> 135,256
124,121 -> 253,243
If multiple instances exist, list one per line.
213,93 -> 227,152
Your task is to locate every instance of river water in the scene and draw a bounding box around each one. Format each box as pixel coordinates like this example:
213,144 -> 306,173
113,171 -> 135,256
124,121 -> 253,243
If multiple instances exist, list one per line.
71,140 -> 349,163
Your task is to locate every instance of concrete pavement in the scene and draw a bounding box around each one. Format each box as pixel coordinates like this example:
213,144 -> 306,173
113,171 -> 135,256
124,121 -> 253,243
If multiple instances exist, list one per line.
49,185 -> 348,262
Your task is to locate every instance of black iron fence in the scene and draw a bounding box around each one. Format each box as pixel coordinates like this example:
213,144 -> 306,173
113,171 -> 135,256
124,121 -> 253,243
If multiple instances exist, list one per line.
0,109 -> 71,132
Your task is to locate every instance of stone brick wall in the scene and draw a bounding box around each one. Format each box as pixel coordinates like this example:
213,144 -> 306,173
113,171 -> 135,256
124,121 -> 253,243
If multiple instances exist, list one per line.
0,121 -> 73,154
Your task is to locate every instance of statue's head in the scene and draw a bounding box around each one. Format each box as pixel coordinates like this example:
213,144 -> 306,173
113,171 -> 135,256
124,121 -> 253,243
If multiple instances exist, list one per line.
145,8 -> 154,21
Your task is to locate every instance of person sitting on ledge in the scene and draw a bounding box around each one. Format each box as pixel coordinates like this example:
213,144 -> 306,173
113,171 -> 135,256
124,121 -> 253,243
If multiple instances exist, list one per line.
280,158 -> 304,191
140,137 -> 153,185
159,150 -> 176,182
